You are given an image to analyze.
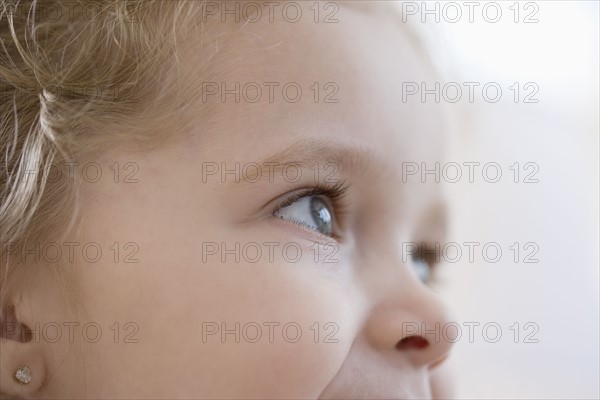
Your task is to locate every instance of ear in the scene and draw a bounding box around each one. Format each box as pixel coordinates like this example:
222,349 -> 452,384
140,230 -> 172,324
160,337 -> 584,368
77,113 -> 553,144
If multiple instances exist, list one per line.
0,301 -> 48,398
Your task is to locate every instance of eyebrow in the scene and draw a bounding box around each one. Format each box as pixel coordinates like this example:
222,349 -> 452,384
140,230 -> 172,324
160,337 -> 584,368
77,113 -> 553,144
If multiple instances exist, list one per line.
237,139 -> 376,184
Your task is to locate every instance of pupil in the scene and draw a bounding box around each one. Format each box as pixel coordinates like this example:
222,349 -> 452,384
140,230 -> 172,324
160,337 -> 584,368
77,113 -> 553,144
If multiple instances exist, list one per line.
310,197 -> 332,235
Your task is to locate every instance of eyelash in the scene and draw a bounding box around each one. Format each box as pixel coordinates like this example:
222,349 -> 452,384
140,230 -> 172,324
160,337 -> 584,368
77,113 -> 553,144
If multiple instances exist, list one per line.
271,180 -> 350,238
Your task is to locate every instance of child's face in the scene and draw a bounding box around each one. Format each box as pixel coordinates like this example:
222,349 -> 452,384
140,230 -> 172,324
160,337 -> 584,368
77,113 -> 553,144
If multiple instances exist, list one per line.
52,6 -> 454,399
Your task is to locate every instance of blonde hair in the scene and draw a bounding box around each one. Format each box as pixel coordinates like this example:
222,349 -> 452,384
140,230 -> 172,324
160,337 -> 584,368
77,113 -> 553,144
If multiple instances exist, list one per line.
2,0 -> 197,243
0,0 -> 217,326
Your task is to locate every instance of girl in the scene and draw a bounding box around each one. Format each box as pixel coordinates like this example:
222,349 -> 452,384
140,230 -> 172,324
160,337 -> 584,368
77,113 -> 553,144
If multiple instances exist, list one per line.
1,1 -> 455,398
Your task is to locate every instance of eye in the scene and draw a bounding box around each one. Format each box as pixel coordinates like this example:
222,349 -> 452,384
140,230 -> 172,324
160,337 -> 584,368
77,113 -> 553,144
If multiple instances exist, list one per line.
410,245 -> 439,284
274,194 -> 335,237
412,256 -> 431,283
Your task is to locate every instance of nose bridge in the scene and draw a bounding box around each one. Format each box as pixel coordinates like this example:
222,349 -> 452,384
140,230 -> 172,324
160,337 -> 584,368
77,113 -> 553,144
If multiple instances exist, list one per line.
357,230 -> 415,298
358,236 -> 456,368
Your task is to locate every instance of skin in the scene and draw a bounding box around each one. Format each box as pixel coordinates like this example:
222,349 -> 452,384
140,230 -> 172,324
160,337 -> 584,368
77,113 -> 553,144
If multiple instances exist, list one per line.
1,4 -> 455,399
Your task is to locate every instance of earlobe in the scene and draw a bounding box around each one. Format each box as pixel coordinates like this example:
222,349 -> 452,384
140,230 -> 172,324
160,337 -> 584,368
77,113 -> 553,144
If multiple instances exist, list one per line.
0,306 -> 47,398
14,366 -> 33,384
0,338 -> 47,398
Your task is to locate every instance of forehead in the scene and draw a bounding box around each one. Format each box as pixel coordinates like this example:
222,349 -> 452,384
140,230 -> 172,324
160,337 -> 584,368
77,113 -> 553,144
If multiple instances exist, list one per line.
179,4 -> 444,170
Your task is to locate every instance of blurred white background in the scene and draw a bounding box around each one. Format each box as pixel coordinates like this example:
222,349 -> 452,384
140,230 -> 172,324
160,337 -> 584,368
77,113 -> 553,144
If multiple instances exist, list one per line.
408,1 -> 600,398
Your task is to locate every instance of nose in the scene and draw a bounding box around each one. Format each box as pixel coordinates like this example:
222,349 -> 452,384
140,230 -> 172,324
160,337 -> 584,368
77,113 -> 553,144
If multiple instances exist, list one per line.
362,258 -> 457,369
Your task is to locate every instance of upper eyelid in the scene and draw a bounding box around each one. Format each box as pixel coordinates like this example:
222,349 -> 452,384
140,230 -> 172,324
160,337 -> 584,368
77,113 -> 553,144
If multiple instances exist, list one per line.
271,188 -> 325,212
264,179 -> 350,213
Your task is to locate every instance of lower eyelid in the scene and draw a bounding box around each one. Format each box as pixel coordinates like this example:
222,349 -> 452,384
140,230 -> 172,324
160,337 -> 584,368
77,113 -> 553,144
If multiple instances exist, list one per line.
269,215 -> 339,244
276,215 -> 317,231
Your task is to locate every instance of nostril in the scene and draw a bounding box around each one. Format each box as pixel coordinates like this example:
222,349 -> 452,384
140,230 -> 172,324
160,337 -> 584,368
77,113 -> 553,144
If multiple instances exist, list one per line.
396,335 -> 429,350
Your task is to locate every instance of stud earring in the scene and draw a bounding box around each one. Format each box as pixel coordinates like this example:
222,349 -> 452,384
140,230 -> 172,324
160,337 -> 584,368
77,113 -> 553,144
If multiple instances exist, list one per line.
14,366 -> 32,384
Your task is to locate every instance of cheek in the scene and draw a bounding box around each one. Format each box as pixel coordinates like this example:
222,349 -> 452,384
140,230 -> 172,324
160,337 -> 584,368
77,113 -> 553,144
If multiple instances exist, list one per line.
154,254 -> 360,397
83,222 -> 360,396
